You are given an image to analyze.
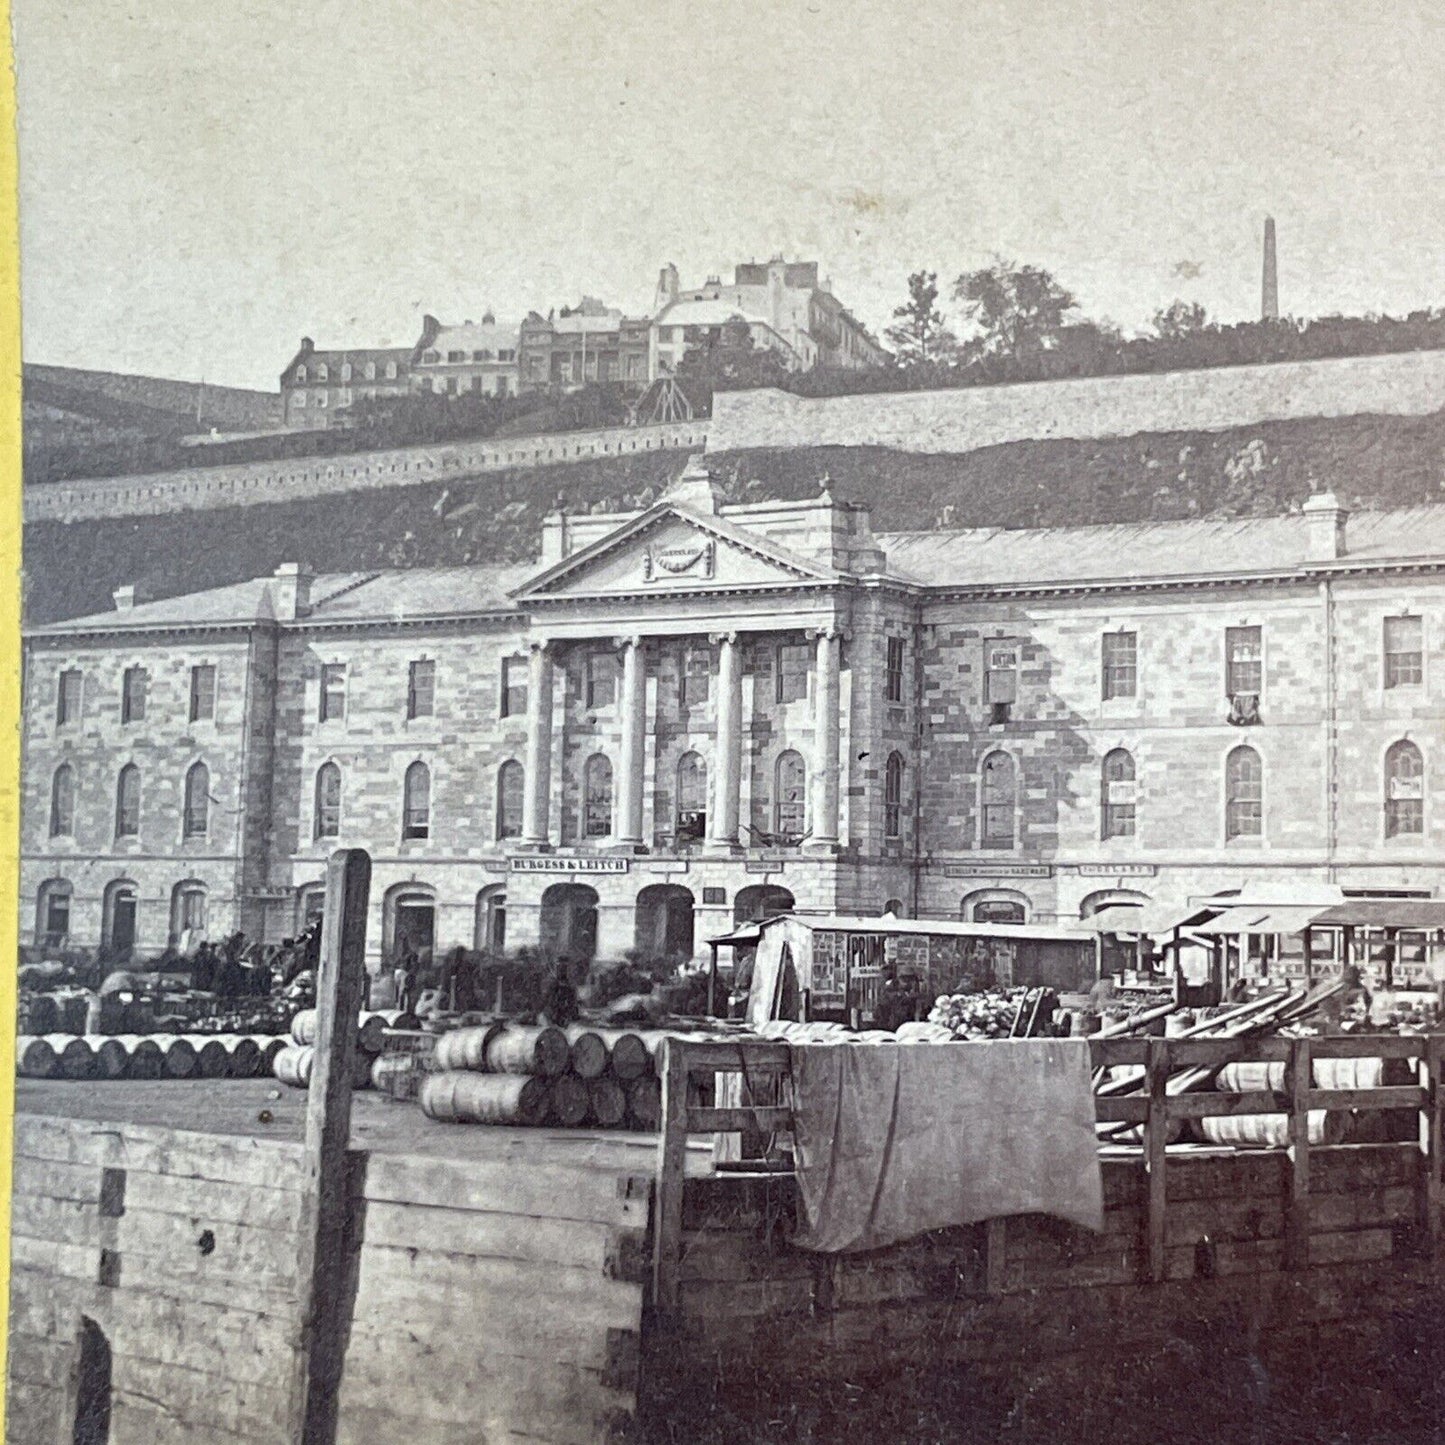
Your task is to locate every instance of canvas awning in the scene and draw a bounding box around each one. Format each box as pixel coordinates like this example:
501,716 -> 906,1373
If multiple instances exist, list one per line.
1075,901 -> 1217,937
707,924 -> 763,947
1191,903 -> 1329,936
1312,901 -> 1445,931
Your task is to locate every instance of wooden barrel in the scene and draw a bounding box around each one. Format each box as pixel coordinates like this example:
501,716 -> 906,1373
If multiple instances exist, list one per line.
433,1026 -> 495,1073
1216,1057 -> 1387,1095
274,1044 -> 314,1089
895,1021 -> 955,1044
196,1039 -> 231,1078
419,1071 -> 550,1126
1199,1110 -> 1351,1149
95,1039 -> 130,1080
290,1009 -> 317,1045
371,1053 -> 413,1094
44,1034 -> 96,1081
16,1036 -> 57,1079
588,1075 -> 628,1128
60,995 -> 90,1034
594,1029 -> 650,1081
564,1027 -> 608,1080
123,1037 -> 165,1080
550,1072 -> 590,1128
255,1037 -> 288,1073
26,996 -> 60,1036
356,1013 -> 388,1054
484,1024 -> 569,1078
626,1076 -> 662,1131
224,1037 -> 263,1078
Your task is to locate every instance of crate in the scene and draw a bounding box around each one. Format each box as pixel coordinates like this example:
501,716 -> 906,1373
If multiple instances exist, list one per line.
374,1028 -> 437,1101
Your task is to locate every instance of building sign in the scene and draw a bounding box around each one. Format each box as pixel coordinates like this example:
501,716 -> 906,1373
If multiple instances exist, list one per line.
510,855 -> 630,874
746,860 -> 784,874
1070,863 -> 1158,878
643,540 -> 715,583
943,863 -> 1054,879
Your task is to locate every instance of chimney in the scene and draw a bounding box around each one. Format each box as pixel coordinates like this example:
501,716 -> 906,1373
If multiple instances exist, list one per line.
111,583 -> 145,611
655,263 -> 680,313
1303,492 -> 1348,560
1262,217 -> 1279,321
272,562 -> 313,620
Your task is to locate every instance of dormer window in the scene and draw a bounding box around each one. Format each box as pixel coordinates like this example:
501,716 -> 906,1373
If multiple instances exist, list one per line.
316,363 -> 329,382
364,361 -> 377,381
295,365 -> 307,384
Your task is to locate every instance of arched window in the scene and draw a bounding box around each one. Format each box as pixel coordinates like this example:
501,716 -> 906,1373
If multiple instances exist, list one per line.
115,765 -> 140,838
980,752 -> 1016,848
1101,748 -> 1136,839
316,363 -> 329,382
102,879 -> 139,956
340,362 -> 352,382
774,750 -> 806,843
635,884 -> 696,961
385,360 -> 398,380
1385,740 -> 1425,838
295,365 -> 307,384
583,754 -> 613,838
384,884 -> 436,964
961,888 -> 1029,924
36,878 -> 72,946
475,886 -> 506,953
183,761 -> 209,838
733,885 -> 794,925
1225,746 -> 1263,839
496,760 -> 524,840
884,752 -> 905,838
402,761 -> 431,840
170,880 -> 207,945
49,764 -> 74,838
676,751 -> 706,843
314,762 -> 341,839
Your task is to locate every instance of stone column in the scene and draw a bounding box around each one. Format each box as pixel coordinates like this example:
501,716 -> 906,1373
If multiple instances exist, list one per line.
808,627 -> 843,849
706,631 -> 743,851
615,636 -> 647,849
520,640 -> 554,847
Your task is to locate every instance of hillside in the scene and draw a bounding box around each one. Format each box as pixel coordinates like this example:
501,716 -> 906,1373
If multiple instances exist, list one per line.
23,408 -> 1445,626
25,364 -> 280,431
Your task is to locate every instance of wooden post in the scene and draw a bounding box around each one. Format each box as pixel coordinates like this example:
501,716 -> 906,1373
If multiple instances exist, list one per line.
1145,1038 -> 1169,1284
1425,1033 -> 1444,1251
1285,1036 -> 1312,1271
289,848 -> 371,1445
706,942 -> 719,1018
1302,927 -> 1313,986
652,1038 -> 691,1315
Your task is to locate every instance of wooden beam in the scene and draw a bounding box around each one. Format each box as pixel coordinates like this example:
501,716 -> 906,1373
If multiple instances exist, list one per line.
1144,1038 -> 1169,1284
1426,1033 -> 1444,1250
651,1040 -> 691,1316
1285,1037 -> 1312,1272
288,848 -> 371,1445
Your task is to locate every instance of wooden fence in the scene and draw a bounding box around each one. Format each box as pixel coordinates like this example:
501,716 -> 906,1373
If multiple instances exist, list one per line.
651,1033 -> 1445,1313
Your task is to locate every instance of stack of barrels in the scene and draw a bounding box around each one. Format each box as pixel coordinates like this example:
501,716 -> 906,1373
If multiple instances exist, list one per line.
419,1022 -> 664,1131
15,1032 -> 289,1081
272,1009 -> 416,1092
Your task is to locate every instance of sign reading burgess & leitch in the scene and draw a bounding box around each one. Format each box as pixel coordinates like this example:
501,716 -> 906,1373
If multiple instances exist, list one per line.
510,856 -> 631,874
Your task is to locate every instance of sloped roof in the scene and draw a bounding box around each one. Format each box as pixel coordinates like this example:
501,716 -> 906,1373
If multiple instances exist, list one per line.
422,320 -> 521,354
656,298 -> 780,332
27,578 -> 282,634
878,504 -> 1445,590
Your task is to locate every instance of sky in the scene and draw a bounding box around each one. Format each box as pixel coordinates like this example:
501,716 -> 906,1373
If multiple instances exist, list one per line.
11,0 -> 1445,391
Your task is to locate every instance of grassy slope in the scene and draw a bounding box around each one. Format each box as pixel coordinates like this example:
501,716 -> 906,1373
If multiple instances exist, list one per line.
23,410 -> 1445,625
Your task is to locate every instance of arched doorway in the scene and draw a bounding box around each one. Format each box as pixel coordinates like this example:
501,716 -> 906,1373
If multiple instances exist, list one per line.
385,885 -> 436,964
73,1316 -> 112,1445
475,885 -> 506,954
102,880 -> 139,959
35,878 -> 72,948
635,885 -> 695,961
732,885 -> 794,925
169,880 -> 208,949
540,884 -> 599,965
960,888 -> 1029,924
1079,888 -> 1151,918
296,884 -> 325,934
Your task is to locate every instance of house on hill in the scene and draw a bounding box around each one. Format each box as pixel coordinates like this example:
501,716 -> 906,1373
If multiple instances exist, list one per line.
279,338 -> 413,429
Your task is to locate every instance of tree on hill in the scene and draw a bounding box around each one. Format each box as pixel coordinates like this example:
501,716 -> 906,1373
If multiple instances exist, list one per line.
953,259 -> 1079,361
885,271 -> 957,365
1153,299 -> 1210,341
673,318 -> 793,410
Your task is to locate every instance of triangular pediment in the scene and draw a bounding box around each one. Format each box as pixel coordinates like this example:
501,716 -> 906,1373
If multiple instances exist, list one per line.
513,504 -> 837,600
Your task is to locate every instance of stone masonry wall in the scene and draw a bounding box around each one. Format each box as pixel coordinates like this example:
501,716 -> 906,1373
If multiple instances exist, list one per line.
708,350 -> 1445,455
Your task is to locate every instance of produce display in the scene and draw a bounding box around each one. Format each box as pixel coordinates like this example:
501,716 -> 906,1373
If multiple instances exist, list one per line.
927,987 -> 1064,1040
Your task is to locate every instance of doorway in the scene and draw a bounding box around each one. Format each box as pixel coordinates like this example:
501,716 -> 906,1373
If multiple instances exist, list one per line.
635,885 -> 696,962
73,1316 -> 111,1445
104,882 -> 138,958
539,884 -> 599,966
392,894 -> 436,963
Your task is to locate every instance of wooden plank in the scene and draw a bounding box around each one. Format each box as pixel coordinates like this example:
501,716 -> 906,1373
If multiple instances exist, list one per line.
1144,1038 -> 1168,1284
1426,1034 -> 1444,1246
1307,1226 -> 1396,1266
362,1153 -> 645,1226
115,1209 -> 299,1294
1286,1037 -> 1312,1271
653,1040 -> 690,1313
1093,1097 -> 1149,1125
14,1113 -> 304,1189
1307,1035 -> 1423,1060
676,1229 -> 816,1285
111,1357 -> 292,1442
1309,1184 -> 1418,1232
1089,1039 -> 1150,1066
11,1156 -> 102,1204
1308,1085 -> 1425,1113
984,1217 -> 1007,1295
686,1105 -> 792,1133
1164,1037 -> 1294,1066
360,1198 -> 615,1270
7,1263 -> 101,1340
669,1040 -> 791,1072
290,846 -> 371,1445
1166,1090 -> 1283,1120
120,1172 -> 306,1232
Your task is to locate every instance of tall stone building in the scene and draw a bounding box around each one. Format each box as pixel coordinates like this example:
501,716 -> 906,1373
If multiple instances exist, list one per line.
20,461 -> 1445,967
279,339 -> 413,430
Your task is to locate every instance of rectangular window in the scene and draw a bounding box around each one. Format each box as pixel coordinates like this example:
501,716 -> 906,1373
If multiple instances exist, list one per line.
985,641 -> 1018,723
501,656 -> 528,718
585,653 -> 617,710
776,642 -> 810,704
680,647 -> 710,707
1101,631 -> 1137,700
407,659 -> 436,719
320,663 -> 347,722
56,669 -> 82,727
1384,615 -> 1423,689
885,637 -> 905,703
189,664 -> 216,723
1226,626 -> 1262,697
121,666 -> 147,724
